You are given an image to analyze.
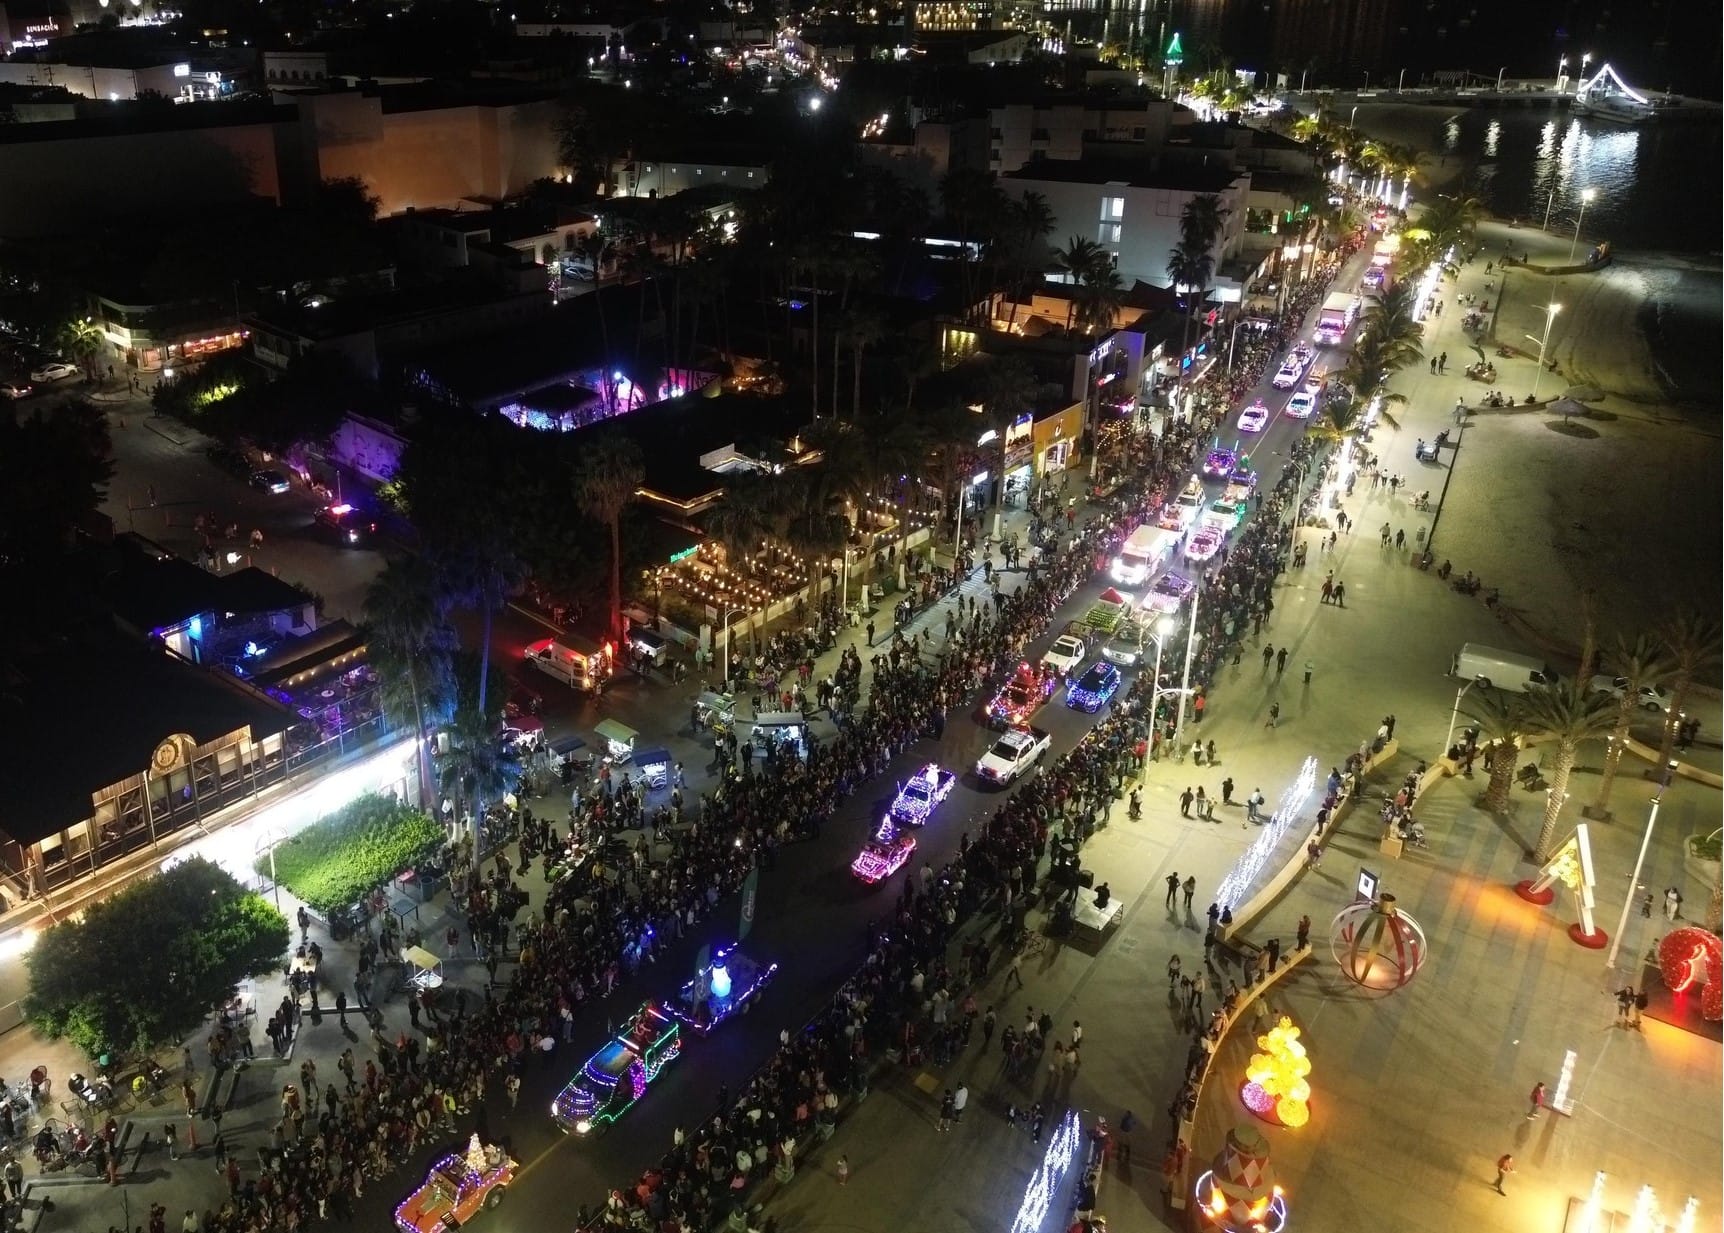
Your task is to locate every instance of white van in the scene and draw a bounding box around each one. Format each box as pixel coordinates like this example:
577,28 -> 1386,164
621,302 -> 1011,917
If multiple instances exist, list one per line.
1452,643 -> 1556,693
1111,525 -> 1179,587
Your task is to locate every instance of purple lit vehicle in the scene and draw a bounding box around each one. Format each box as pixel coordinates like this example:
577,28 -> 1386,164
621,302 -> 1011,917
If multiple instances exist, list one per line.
852,816 -> 916,884
890,763 -> 958,825
1201,449 -> 1237,478
1145,570 -> 1195,613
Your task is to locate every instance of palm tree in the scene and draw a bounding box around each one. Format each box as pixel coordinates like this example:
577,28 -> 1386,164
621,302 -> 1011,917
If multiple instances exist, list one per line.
1358,282 -> 1424,371
1054,236 -> 1107,330
1465,690 -> 1528,813
1166,238 -> 1214,363
58,317 -> 104,382
436,708 -> 521,883
430,542 -> 526,756
575,433 -> 646,647
1338,332 -> 1408,428
1178,194 -> 1228,257
1590,634 -> 1676,817
1519,681 -> 1619,860
363,559 -> 457,805
1074,264 -> 1124,337
840,305 -> 887,421
1656,612 -> 1723,766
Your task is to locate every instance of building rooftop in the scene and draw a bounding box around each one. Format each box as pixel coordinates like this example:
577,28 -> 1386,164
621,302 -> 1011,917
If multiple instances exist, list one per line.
0,629 -> 296,845
106,535 -> 313,635
1002,157 -> 1245,192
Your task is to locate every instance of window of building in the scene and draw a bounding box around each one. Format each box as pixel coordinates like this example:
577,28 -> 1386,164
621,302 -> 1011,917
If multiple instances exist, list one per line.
1101,196 -> 1124,220
1098,222 -> 1121,244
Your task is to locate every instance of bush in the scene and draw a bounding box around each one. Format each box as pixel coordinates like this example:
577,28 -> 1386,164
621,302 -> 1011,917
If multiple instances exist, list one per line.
25,858 -> 289,1057
1692,832 -> 1722,863
259,793 -> 441,914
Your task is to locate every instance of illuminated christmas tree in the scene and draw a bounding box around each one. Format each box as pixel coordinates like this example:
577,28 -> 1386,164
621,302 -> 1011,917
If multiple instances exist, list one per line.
1241,1017 -> 1311,1129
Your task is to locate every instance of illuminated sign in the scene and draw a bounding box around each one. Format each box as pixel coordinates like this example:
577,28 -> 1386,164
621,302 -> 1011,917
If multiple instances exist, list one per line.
1354,867 -> 1378,903
668,546 -> 697,565
1671,943 -> 1709,994
173,62 -> 190,77
23,21 -> 59,33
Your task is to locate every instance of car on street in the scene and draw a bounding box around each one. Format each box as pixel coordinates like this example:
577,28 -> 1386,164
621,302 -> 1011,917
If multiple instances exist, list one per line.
1066,661 -> 1122,712
1285,389 -> 1316,419
249,468 -> 292,494
551,1002 -> 681,1135
975,724 -> 1052,786
29,361 -> 76,383
1157,501 -> 1195,533
394,1137 -> 517,1233
315,502 -> 380,546
1184,524 -> 1225,562
1237,399 -> 1271,433
1226,464 -> 1256,493
1587,675 -> 1673,713
1041,633 -> 1088,675
1204,497 -> 1248,530
889,762 -> 959,825
1201,448 -> 1237,478
1145,570 -> 1195,613
852,816 -> 917,883
986,661 -> 1058,727
1271,355 -> 1304,389
0,380 -> 30,399
1101,618 -> 1145,667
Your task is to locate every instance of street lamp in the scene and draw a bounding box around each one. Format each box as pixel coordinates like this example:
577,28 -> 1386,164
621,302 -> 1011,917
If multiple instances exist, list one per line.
1495,67 -> 1507,92
1556,54 -> 1568,93
1362,71 -> 1369,90
1568,187 -> 1596,262
720,604 -> 747,686
1171,577 -> 1203,756
1525,301 -> 1561,402
1603,762 -> 1679,975
1444,677 -> 1486,758
1541,185 -> 1559,231
1396,69 -> 1406,93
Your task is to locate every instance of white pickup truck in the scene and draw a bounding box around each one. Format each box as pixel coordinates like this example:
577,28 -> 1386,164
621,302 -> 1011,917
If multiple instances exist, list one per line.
1041,633 -> 1088,675
975,725 -> 1052,786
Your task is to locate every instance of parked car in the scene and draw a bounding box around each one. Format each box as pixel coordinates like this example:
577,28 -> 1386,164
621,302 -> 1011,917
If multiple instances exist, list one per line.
0,381 -> 31,399
249,469 -> 292,495
29,361 -> 77,383
1587,675 -> 1672,713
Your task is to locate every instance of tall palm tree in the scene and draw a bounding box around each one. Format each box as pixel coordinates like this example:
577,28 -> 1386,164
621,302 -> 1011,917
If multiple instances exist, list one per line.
436,709 -> 521,883
1358,282 -> 1424,371
1465,690 -> 1528,813
1656,612 -> 1723,766
1166,238 -> 1214,363
1074,264 -> 1124,337
430,543 -> 526,755
58,317 -> 104,382
1339,332 -> 1408,428
1178,194 -> 1228,257
1519,681 -> 1619,860
1054,236 -> 1107,330
1590,634 -> 1675,817
575,433 -> 646,648
841,305 -> 887,421
363,559 -> 457,805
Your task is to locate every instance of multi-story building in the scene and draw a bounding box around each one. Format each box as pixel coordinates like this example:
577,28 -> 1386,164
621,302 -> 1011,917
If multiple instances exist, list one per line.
988,95 -> 1179,173
1002,157 -> 1250,293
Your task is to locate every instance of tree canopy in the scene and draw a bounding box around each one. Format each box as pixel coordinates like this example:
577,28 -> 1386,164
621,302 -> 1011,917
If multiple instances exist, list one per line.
25,858 -> 288,1057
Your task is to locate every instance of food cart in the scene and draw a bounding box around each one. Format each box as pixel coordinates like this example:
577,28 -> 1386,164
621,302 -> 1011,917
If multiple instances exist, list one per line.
750,711 -> 808,758
634,748 -> 672,791
403,945 -> 444,993
695,690 -> 735,734
593,719 -> 638,765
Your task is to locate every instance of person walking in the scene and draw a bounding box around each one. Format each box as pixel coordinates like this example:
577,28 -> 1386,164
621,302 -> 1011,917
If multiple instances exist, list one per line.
1182,876 -> 1196,911
952,1082 -> 968,1123
1493,1153 -> 1515,1194
1220,776 -> 1235,805
836,1155 -> 849,1186
1266,702 -> 1280,728
1296,915 -> 1311,949
1632,988 -> 1648,1027
163,1121 -> 178,1161
1615,986 -> 1635,1027
1246,788 -> 1265,823
1261,644 -> 1274,671
1166,873 -> 1180,908
1334,580 -> 1347,607
1003,952 -> 1023,990
1179,787 -> 1194,818
1525,1081 -> 1545,1120
1275,647 -> 1288,675
1664,887 -> 1683,920
937,1089 -> 955,1132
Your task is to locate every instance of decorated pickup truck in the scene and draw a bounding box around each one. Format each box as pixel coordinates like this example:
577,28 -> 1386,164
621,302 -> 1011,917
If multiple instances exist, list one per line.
986,661 -> 1059,728
852,815 -> 917,883
670,945 -> 777,1035
1080,587 -> 1133,634
552,1002 -> 682,1136
395,1136 -> 516,1233
890,763 -> 959,825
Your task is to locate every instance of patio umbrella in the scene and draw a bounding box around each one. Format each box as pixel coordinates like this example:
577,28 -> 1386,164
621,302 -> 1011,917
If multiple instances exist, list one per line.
1549,397 -> 1588,421
1563,384 -> 1604,403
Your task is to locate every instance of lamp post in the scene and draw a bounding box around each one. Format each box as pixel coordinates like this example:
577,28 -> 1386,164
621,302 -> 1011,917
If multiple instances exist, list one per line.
1426,403 -> 1467,552
1556,54 -> 1568,93
1541,186 -> 1558,231
1397,68 -> 1406,93
1224,315 -> 1253,376
1568,187 -> 1596,262
1171,577 -> 1203,756
1603,762 -> 1679,975
1362,71 -> 1369,91
720,604 -> 746,687
1525,300 -> 1561,402
1444,677 -> 1486,756
1495,66 -> 1507,92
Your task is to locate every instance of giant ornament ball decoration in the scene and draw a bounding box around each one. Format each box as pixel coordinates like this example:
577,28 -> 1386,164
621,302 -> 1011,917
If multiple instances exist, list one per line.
1658,927 -> 1723,1022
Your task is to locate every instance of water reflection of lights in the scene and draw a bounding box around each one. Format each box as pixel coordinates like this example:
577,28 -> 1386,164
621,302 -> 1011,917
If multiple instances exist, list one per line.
1538,119 -> 1557,161
1484,120 -> 1500,157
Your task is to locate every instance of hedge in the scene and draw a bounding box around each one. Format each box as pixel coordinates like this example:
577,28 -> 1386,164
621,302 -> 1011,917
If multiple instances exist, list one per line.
258,792 -> 442,914
25,858 -> 289,1057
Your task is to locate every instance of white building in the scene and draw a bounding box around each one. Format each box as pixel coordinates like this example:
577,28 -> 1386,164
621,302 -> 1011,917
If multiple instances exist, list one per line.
988,97 -> 1178,174
1002,158 -> 1251,296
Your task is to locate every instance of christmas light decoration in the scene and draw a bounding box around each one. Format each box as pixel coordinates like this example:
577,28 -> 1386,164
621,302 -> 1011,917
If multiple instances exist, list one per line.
1241,1017 -> 1312,1129
1625,1183 -> 1658,1233
1330,893 -> 1427,991
1573,1171 -> 1606,1233
1674,1196 -> 1700,1233
1009,1110 -> 1082,1233
1215,757 -> 1318,912
1194,1125 -> 1289,1233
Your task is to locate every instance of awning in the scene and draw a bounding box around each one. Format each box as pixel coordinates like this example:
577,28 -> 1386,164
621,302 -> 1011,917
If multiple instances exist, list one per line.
403,945 -> 442,972
594,719 -> 639,746
549,734 -> 587,757
635,747 -> 671,768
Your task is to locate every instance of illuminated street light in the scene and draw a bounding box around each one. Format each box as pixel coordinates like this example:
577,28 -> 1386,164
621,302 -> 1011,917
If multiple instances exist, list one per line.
1525,301 -> 1561,402
1444,675 -> 1486,756
1568,187 -> 1597,262
1603,762 -> 1679,974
